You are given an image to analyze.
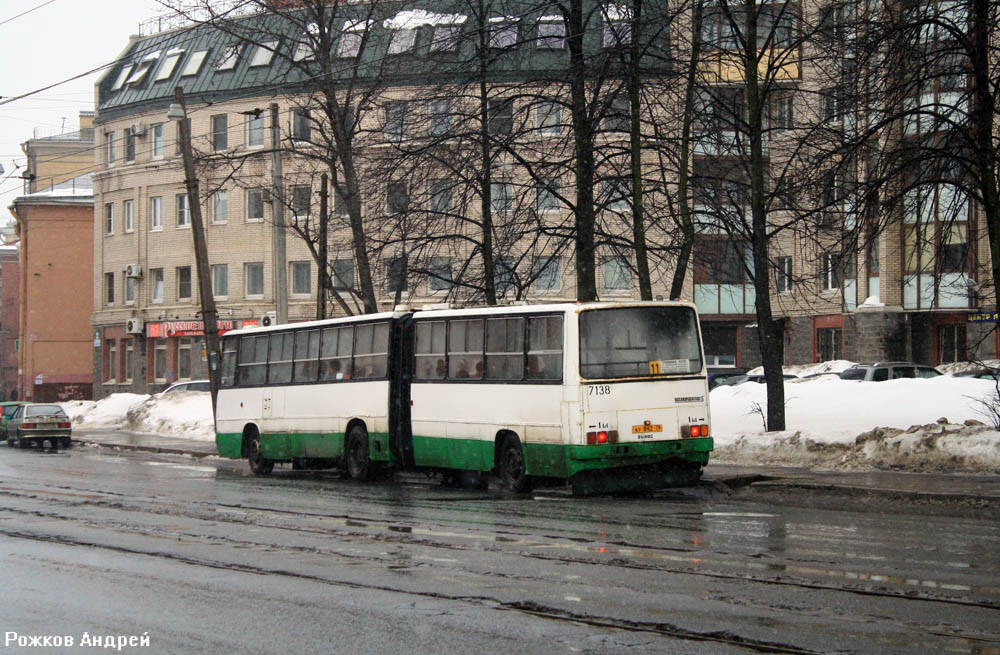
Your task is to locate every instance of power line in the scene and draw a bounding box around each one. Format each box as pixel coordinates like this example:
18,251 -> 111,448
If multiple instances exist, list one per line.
0,0 -> 58,28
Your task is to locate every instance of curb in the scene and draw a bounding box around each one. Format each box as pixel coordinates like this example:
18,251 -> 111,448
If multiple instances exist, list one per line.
76,439 -> 215,459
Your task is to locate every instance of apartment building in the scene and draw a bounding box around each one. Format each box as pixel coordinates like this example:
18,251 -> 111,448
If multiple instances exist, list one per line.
91,1 -> 995,397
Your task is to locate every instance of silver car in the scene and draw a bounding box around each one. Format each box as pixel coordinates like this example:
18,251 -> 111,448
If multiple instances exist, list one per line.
7,403 -> 72,450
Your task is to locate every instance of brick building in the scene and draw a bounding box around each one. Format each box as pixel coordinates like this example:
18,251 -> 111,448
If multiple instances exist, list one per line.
0,245 -> 20,399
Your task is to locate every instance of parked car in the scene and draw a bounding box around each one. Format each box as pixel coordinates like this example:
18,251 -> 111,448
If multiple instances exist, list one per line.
6,403 -> 72,450
708,370 -> 747,390
0,401 -> 28,439
163,379 -> 210,393
719,373 -> 798,386
838,362 -> 941,381
951,369 -> 999,380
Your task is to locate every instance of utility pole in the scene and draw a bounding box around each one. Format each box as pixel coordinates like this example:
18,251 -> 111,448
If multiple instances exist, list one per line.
271,103 -> 288,325
170,87 -> 220,420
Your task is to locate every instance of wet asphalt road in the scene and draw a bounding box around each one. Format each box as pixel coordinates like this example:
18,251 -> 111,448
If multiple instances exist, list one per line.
1,443 -> 998,654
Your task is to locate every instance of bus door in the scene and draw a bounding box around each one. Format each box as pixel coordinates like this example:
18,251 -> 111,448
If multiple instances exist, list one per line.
388,315 -> 415,467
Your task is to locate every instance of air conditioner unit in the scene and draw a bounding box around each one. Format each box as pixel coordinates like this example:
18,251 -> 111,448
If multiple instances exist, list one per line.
130,122 -> 147,137
125,318 -> 144,335
125,263 -> 142,278
261,311 -> 278,327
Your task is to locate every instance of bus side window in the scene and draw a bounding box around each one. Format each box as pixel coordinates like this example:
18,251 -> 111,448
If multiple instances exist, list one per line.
320,326 -> 352,380
220,337 -> 239,386
527,315 -> 563,381
354,322 -> 389,379
485,317 -> 524,380
293,330 -> 320,382
268,333 -> 294,384
415,321 -> 446,380
238,335 -> 268,385
448,319 -> 483,380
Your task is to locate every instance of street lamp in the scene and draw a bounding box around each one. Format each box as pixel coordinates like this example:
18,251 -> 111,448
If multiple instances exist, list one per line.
169,88 -> 221,421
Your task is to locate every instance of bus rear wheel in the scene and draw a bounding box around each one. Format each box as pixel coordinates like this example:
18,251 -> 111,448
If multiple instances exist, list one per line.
499,436 -> 532,493
247,431 -> 273,476
345,426 -> 376,481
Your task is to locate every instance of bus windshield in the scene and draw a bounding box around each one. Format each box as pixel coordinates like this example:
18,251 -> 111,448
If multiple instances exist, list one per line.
579,306 -> 702,379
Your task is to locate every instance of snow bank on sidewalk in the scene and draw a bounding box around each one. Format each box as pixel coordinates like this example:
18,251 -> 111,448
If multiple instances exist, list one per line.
63,392 -> 215,442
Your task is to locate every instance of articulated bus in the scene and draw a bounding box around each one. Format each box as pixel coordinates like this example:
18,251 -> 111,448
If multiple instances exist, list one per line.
215,302 -> 713,494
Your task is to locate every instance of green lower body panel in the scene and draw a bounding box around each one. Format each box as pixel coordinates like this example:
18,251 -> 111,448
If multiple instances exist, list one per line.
216,430 -> 391,462
216,432 -> 242,459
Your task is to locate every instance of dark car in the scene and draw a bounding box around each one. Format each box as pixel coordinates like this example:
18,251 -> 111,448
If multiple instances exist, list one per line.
708,370 -> 747,390
0,401 -> 28,439
6,403 -> 72,450
719,373 -> 798,386
952,369 -> 999,380
838,362 -> 941,381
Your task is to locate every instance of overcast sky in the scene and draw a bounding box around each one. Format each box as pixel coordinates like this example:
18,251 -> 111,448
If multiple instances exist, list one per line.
0,0 -> 167,212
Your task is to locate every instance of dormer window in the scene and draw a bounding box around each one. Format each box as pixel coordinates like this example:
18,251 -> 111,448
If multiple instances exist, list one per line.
126,50 -> 161,86
536,17 -> 565,49
250,41 -> 278,67
603,4 -> 633,48
385,10 -> 465,55
293,24 -> 319,62
489,17 -> 518,49
216,43 -> 241,71
336,19 -> 370,58
155,48 -> 184,82
182,49 -> 209,76
388,28 -> 418,54
430,24 -> 462,51
111,65 -> 133,91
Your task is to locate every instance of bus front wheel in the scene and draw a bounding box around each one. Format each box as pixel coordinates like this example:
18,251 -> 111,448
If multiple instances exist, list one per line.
247,431 -> 273,476
345,426 -> 376,481
499,436 -> 532,493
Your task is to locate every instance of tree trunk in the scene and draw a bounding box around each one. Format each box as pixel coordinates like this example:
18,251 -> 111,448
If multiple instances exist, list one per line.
568,0 -> 598,301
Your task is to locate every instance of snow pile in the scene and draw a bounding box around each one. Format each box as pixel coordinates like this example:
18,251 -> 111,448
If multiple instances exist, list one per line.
63,392 -> 214,442
711,375 -> 1000,472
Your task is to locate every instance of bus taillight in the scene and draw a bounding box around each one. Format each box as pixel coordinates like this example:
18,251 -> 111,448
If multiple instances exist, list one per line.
682,424 -> 710,438
586,430 -> 619,445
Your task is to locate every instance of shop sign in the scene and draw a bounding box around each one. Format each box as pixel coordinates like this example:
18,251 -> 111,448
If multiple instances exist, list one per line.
967,312 -> 998,323
147,320 -> 240,338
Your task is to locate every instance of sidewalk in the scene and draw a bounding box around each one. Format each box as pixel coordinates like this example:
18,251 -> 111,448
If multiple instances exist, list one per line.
74,430 -> 1000,509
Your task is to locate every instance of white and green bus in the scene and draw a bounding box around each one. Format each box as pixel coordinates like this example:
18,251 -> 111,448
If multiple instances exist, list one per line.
215,302 -> 713,494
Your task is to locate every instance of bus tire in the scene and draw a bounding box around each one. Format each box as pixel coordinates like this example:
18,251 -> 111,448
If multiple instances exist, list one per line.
499,435 -> 532,493
345,426 -> 376,481
246,429 -> 273,476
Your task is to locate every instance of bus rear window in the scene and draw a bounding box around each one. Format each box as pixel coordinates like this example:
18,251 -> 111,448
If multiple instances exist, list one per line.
579,307 -> 702,379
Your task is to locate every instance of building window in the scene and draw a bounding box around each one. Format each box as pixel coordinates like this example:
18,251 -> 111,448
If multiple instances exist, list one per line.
938,324 -> 966,364
430,24 -> 462,52
125,276 -> 135,304
495,258 -> 516,295
290,185 -> 311,219
387,181 -> 409,215
177,266 -> 192,300
774,96 -> 794,130
603,256 -> 631,291
105,340 -> 117,382
177,338 -> 192,379
489,18 -> 518,49
821,252 -> 841,291
247,188 -> 266,222
333,259 -> 354,290
535,178 -> 561,212
124,199 -> 134,233
603,16 -> 632,48
211,114 -> 228,151
182,50 -> 208,76
124,340 -> 134,383
105,272 -> 115,305
386,257 -> 407,293
216,43 -> 240,70
816,327 -> 842,361
152,123 -> 164,157
429,98 -> 453,136
176,193 -> 190,228
175,118 -> 189,156
490,180 -> 513,214
533,256 -> 561,291
106,131 -> 116,164
292,108 -> 311,142
245,262 -> 264,297
247,113 -> 266,147
150,196 -> 163,230
151,268 -> 164,302
388,26 -> 418,55
428,257 -> 452,291
153,339 -> 167,382
603,96 -> 630,132
776,256 -> 793,293
429,179 -> 452,215
156,48 -> 183,80
212,191 -> 227,224
336,23 -> 363,58
104,203 -> 114,235
534,101 -> 562,135
212,264 -> 228,298
250,41 -> 277,67
384,101 -> 408,141
291,261 -> 311,295
124,127 -> 136,162
536,19 -> 565,49
602,177 -> 631,213
488,98 -> 514,135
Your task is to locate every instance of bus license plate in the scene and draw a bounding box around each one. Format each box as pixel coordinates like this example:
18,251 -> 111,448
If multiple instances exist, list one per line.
631,424 -> 662,434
